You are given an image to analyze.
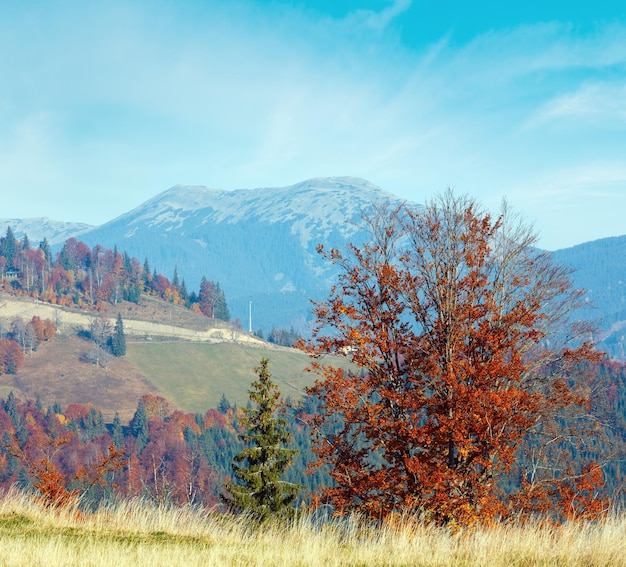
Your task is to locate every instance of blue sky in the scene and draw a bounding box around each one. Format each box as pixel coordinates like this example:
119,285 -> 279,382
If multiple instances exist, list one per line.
1,0 -> 625,250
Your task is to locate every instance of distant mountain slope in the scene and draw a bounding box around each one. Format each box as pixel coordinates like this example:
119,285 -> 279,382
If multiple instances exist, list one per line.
0,217 -> 93,246
552,235 -> 626,359
76,177 -> 410,332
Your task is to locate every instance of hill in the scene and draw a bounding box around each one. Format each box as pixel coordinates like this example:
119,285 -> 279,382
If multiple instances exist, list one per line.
0,293 -> 318,420
553,235 -> 626,359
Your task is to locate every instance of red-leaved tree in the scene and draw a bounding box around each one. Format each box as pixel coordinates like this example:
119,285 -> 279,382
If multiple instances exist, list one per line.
300,190 -> 606,525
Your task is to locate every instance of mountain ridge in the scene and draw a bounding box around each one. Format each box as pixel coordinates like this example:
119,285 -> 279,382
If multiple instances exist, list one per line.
3,177 -> 625,357
70,177 -> 411,333
0,217 -> 94,246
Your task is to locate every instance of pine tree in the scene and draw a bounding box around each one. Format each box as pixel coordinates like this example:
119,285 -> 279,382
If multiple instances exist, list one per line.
130,398 -> 149,453
224,357 -> 301,522
218,394 -> 231,414
214,282 -> 230,322
110,313 -> 126,357
111,413 -> 124,449
39,238 -> 52,265
0,227 -> 17,267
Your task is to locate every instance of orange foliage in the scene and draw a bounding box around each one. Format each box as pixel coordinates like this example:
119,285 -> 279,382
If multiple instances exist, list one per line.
140,394 -> 174,421
302,193 -> 606,525
0,338 -> 24,374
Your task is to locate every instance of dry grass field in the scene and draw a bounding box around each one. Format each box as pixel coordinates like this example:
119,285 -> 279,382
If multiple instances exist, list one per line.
0,293 -> 313,419
0,489 -> 624,567
0,332 -> 160,421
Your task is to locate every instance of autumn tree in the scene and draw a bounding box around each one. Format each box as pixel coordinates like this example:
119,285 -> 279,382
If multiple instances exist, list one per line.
197,277 -> 230,321
198,277 -> 216,317
0,339 -> 24,375
85,313 -> 112,368
2,401 -> 125,508
224,357 -> 301,522
301,191 -> 604,525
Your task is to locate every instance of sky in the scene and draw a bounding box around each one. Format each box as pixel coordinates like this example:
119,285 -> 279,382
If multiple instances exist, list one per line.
1,0 -> 625,250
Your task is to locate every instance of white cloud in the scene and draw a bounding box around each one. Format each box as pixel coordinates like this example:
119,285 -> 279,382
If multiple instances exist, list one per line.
525,82 -> 626,129
0,3 -> 625,249
344,0 -> 413,32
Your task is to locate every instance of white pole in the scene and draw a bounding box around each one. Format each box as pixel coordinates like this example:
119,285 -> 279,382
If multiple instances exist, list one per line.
248,301 -> 252,333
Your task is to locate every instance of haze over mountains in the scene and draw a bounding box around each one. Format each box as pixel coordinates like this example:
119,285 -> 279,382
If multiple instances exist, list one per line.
2,177 -> 625,358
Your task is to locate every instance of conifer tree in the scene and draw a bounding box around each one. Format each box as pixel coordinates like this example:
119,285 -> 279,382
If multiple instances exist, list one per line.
218,393 -> 231,414
142,258 -> 152,291
38,238 -> 52,265
0,227 -> 17,267
224,357 -> 301,522
130,398 -> 149,453
180,279 -> 189,305
111,412 -> 124,449
214,282 -> 230,322
110,313 -> 126,357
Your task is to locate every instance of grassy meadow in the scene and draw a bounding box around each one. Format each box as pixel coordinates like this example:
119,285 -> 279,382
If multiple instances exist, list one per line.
0,490 -> 624,567
125,341 -> 346,412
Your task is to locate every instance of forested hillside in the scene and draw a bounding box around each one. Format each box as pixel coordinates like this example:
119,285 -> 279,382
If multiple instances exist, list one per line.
0,190 -> 624,527
0,357 -> 624,514
3,179 -> 625,358
0,226 -> 228,320
0,390 -> 327,509
553,235 -> 626,359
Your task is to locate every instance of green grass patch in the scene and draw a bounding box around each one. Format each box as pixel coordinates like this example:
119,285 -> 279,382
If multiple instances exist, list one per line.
125,342 -> 319,412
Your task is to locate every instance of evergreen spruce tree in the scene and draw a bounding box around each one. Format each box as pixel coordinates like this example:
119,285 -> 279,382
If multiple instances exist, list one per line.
224,357 -> 301,523
214,282 -> 230,322
0,227 -> 17,267
180,279 -> 189,305
111,412 -> 124,449
142,258 -> 152,291
123,251 -> 133,275
38,238 -> 52,265
110,313 -> 127,357
130,398 -> 149,453
218,393 -> 231,414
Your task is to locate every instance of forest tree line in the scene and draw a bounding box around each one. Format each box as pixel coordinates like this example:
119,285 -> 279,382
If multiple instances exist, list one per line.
0,357 -> 624,518
0,390 -> 326,510
0,226 -> 230,321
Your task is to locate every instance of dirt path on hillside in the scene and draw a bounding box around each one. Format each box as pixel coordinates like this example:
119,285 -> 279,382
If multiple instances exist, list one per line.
0,294 -> 267,346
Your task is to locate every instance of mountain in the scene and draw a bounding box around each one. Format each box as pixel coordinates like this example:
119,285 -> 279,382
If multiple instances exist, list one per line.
4,177 -> 626,358
75,177 -> 409,333
0,217 -> 93,246
552,235 -> 626,359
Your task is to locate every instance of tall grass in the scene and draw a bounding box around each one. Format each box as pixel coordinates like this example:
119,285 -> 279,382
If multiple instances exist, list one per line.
0,489 -> 624,566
